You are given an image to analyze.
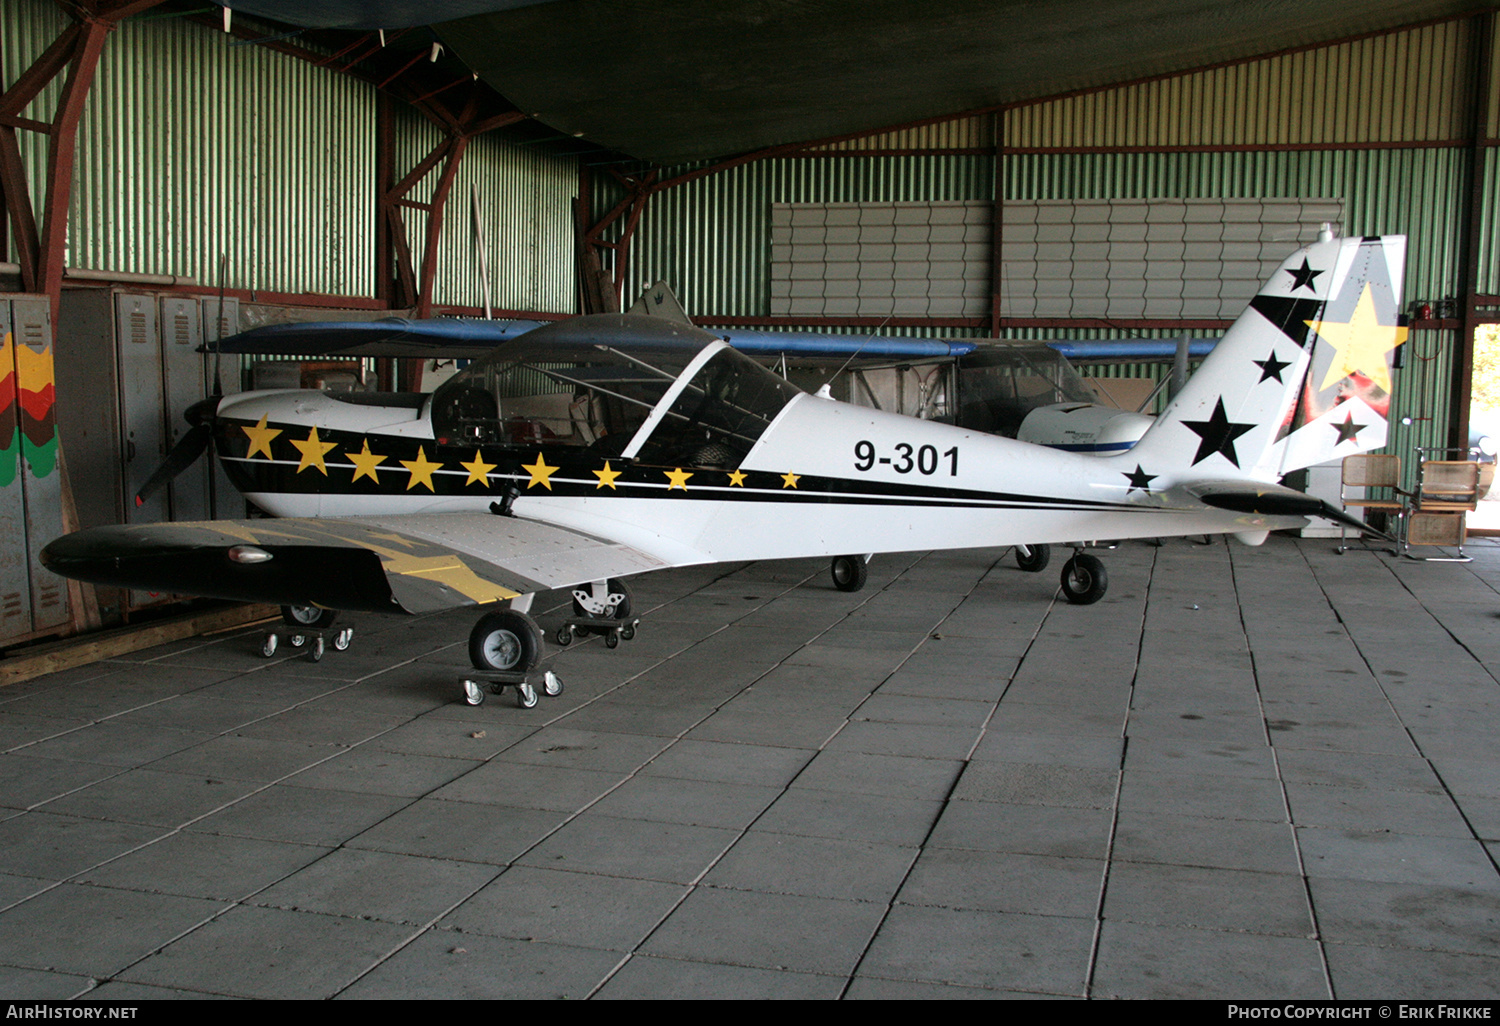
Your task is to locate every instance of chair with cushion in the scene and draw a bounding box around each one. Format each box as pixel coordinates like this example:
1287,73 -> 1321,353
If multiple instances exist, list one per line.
1401,459 -> 1481,561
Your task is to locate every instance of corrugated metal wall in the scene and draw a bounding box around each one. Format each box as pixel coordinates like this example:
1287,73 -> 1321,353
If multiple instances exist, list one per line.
1008,20 -> 1474,150
616,156 -> 993,316
2,0 -> 576,310
607,14 -> 1495,457
390,107 -> 577,313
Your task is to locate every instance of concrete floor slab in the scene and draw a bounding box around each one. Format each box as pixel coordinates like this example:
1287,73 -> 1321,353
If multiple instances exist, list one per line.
441,865 -> 685,950
0,536 -> 1495,998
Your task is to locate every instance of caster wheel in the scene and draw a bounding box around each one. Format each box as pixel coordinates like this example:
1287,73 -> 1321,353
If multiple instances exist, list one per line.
830,554 -> 868,592
555,625 -> 574,646
1060,554 -> 1108,605
462,680 -> 486,706
605,630 -> 620,649
1015,543 -> 1051,573
542,671 -> 564,697
282,605 -> 338,629
333,627 -> 353,651
469,609 -> 543,672
261,633 -> 278,658
516,682 -> 539,709
620,623 -> 636,641
308,636 -> 325,662
289,634 -> 306,648
572,578 -> 633,619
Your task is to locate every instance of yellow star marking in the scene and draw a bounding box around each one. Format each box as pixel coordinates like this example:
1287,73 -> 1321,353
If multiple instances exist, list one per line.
665,467 -> 693,490
347,439 -> 387,484
594,461 -> 622,489
782,471 -> 800,489
523,453 -> 559,490
401,446 -> 443,492
461,449 -> 497,487
242,415 -> 281,460
1305,283 -> 1408,393
291,427 -> 337,476
727,470 -> 747,486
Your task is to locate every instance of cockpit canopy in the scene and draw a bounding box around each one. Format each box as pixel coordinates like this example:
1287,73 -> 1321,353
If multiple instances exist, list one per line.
429,314 -> 803,468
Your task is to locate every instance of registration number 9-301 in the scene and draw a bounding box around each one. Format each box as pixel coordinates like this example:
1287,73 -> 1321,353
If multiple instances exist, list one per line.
854,440 -> 959,476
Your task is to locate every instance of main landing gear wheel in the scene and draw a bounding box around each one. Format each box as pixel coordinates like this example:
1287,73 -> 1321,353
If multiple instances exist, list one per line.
281,605 -> 338,629
1060,553 -> 1108,605
468,609 -> 543,673
830,555 -> 868,592
1015,544 -> 1051,573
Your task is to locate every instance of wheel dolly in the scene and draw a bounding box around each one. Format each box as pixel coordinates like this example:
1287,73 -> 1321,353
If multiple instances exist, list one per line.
553,615 -> 640,649
461,657 -> 564,709
259,623 -> 354,662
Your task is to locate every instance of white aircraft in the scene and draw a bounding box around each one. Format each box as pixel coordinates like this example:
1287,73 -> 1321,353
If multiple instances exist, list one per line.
43,230 -> 1405,688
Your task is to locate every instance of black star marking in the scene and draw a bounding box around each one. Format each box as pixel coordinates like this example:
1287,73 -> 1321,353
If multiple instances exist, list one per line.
1332,410 -> 1366,445
1182,398 -> 1256,467
1253,352 -> 1292,384
1248,294 -> 1328,349
1123,464 -> 1157,494
1285,259 -> 1323,293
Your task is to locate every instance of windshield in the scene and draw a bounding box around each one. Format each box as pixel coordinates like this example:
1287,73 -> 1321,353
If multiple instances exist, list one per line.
953,344 -> 1097,435
631,346 -> 804,468
429,314 -> 714,453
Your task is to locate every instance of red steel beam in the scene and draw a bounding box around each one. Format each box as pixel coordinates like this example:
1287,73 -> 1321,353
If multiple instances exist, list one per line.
37,16 -> 112,307
415,134 -> 470,318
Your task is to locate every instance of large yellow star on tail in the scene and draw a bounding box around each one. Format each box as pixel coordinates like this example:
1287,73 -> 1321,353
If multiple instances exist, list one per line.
1305,284 -> 1407,393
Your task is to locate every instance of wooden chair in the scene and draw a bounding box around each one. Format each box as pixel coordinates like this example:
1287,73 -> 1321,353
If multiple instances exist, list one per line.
1338,453 -> 1403,554
1400,459 -> 1481,561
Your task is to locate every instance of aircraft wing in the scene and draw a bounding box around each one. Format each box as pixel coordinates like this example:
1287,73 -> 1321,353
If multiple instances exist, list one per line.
40,514 -> 673,615
212,316 -> 978,360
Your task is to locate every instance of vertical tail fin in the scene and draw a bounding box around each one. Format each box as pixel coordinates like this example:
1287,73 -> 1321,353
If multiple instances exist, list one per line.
1125,232 -> 1406,480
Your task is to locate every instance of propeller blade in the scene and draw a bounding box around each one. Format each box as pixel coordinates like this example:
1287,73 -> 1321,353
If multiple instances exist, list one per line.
134,396 -> 223,507
135,424 -> 213,507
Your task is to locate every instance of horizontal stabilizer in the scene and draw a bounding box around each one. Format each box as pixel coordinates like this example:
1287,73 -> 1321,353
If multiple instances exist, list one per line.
1188,481 -> 1394,541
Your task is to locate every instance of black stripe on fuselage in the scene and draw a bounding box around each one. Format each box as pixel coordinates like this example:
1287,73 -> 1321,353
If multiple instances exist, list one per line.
217,425 -> 1158,514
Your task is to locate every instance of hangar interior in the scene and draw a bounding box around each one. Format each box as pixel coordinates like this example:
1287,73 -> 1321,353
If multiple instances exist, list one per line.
0,0 -> 1498,1001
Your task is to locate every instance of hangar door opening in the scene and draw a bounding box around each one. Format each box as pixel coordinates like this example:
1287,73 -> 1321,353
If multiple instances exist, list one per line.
1471,324 -> 1500,532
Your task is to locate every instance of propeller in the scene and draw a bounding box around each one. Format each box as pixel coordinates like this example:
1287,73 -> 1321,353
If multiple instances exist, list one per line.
134,396 -> 222,507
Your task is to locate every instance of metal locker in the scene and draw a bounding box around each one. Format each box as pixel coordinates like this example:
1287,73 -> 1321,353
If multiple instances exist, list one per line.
159,296 -> 209,522
0,301 -> 31,639
12,298 -> 68,630
115,293 -> 167,527
200,296 -> 244,519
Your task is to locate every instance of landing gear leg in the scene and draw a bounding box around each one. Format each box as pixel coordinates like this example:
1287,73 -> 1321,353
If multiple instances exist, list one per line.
557,578 -> 639,648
